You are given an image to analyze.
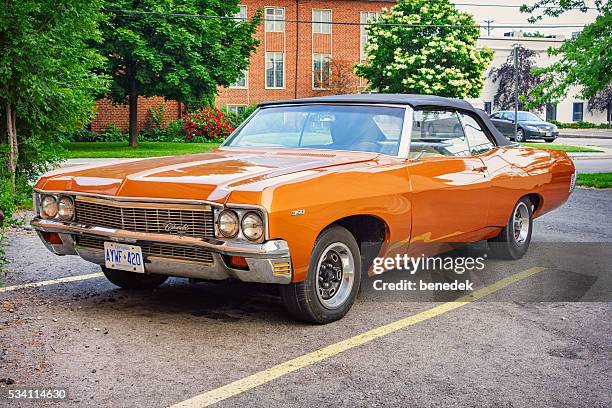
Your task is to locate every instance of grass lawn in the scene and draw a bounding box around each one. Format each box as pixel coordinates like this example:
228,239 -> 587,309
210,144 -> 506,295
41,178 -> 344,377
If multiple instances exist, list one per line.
576,172 -> 612,189
521,142 -> 603,153
62,142 -> 220,158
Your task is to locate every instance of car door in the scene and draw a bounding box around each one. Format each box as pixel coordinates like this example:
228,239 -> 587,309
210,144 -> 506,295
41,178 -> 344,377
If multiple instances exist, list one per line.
407,109 -> 491,244
489,112 -> 507,136
501,112 -> 516,137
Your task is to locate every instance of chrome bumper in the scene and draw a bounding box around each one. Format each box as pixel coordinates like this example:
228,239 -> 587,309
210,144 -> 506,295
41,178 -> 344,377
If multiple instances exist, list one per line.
31,218 -> 292,284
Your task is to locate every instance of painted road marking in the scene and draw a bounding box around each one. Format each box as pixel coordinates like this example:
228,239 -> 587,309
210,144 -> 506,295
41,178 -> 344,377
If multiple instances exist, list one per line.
0,272 -> 104,293
170,266 -> 546,408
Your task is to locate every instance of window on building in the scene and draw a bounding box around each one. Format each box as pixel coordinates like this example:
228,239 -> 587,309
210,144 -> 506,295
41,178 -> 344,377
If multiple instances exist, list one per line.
234,5 -> 247,20
459,113 -> 495,155
312,9 -> 332,34
266,52 -> 284,88
229,70 -> 248,89
545,103 -> 557,121
227,105 -> 247,115
360,11 -> 380,61
484,102 -> 492,115
572,102 -> 584,122
312,53 -> 331,89
410,110 -> 470,158
265,7 -> 284,32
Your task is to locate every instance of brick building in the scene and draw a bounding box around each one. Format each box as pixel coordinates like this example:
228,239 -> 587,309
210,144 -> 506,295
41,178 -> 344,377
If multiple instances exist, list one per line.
216,0 -> 394,114
91,0 -> 393,132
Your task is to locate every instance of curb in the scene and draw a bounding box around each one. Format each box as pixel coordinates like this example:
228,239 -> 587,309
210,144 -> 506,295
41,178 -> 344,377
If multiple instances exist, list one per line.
558,134 -> 612,139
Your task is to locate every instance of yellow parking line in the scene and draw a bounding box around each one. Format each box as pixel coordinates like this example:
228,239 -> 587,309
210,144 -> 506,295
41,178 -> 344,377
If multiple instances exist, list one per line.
0,272 -> 104,293
170,266 -> 546,408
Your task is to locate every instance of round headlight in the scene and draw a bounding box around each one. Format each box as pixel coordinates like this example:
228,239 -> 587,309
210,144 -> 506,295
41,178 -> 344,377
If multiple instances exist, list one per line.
58,196 -> 75,221
241,212 -> 264,241
218,210 -> 239,238
41,195 -> 58,219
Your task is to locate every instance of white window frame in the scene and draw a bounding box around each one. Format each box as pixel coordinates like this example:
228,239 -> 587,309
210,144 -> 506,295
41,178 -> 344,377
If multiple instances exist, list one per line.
227,104 -> 248,115
265,52 -> 285,89
264,7 -> 285,32
229,69 -> 248,89
312,9 -> 332,34
234,5 -> 247,21
360,11 -> 380,61
312,53 -> 331,90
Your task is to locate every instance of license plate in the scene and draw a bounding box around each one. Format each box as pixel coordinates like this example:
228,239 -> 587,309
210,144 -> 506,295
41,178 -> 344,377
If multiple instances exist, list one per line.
104,242 -> 144,273
545,131 -> 552,136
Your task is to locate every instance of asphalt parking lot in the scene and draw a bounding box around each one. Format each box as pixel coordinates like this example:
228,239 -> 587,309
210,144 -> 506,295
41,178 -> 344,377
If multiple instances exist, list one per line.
1,188 -> 611,407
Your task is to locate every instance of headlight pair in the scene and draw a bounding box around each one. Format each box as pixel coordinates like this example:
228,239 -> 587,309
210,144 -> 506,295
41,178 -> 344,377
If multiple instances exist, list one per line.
218,209 -> 264,241
40,194 -> 75,221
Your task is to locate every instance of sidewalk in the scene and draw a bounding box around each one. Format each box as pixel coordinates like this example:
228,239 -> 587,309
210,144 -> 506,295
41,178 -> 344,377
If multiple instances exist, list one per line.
558,128 -> 612,139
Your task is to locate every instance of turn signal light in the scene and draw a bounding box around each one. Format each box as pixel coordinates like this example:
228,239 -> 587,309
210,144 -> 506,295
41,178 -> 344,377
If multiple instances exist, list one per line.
227,256 -> 249,270
40,231 -> 63,245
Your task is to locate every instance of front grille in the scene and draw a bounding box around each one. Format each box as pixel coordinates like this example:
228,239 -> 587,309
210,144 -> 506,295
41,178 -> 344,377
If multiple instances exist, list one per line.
76,234 -> 214,264
75,198 -> 215,238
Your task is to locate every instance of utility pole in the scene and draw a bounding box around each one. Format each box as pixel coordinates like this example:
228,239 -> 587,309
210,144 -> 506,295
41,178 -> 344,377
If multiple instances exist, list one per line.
484,20 -> 494,36
513,44 -> 519,140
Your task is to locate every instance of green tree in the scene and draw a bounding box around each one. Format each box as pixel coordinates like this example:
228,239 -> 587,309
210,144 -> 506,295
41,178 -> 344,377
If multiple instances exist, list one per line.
521,1 -> 611,106
355,0 -> 493,98
0,1 -> 106,197
98,2 -> 260,147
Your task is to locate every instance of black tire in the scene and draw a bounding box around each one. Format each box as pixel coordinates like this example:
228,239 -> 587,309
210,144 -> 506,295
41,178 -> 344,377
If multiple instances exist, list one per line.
488,197 -> 533,260
280,226 -> 361,324
101,266 -> 168,290
515,128 -> 526,142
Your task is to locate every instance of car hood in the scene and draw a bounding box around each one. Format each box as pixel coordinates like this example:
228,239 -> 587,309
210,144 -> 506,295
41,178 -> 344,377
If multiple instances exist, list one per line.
36,147 -> 379,203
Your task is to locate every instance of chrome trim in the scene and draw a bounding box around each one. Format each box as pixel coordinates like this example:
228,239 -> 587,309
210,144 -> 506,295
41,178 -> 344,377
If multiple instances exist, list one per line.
33,189 -> 224,207
73,247 -> 291,284
31,218 -> 287,259
221,103 -> 410,159
398,106 -> 413,159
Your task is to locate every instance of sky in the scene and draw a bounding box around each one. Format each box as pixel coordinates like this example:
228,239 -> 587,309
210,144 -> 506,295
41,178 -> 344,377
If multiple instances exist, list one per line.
452,0 -> 600,38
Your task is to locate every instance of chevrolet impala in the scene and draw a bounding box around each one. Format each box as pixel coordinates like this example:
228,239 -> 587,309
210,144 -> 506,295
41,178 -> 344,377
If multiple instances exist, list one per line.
32,94 -> 576,323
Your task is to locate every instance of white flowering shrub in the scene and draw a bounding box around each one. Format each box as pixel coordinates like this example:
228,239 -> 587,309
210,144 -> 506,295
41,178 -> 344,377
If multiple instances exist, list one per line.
355,0 -> 494,97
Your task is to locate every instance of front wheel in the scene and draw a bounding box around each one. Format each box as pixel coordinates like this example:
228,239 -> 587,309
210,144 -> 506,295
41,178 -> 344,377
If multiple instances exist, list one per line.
488,197 -> 533,260
280,226 -> 361,324
102,266 -> 168,289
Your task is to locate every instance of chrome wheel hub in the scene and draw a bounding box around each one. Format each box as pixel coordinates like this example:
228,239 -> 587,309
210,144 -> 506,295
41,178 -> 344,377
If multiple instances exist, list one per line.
513,202 -> 530,244
315,243 -> 355,309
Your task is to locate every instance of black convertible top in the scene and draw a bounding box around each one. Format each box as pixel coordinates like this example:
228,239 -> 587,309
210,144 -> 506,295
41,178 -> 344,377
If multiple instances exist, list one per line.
258,93 -> 513,146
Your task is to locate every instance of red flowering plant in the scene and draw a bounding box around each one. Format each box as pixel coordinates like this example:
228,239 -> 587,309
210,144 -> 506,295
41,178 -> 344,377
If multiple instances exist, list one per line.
182,107 -> 235,142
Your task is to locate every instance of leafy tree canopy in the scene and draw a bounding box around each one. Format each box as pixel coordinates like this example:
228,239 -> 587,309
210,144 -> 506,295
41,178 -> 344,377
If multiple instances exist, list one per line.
490,46 -> 543,110
522,1 -> 611,107
98,1 -> 260,146
355,0 -> 493,98
0,0 -> 106,199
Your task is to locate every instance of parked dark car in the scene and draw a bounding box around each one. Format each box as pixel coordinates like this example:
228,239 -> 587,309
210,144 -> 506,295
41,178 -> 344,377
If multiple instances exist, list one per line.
489,111 -> 558,143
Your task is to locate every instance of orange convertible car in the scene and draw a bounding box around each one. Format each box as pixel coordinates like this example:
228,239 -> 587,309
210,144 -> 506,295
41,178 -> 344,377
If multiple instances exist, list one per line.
32,94 -> 575,323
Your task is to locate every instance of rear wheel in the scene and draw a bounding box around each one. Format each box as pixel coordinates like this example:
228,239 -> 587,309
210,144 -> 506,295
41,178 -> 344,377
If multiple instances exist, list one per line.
280,226 -> 361,324
515,128 -> 526,142
488,197 -> 533,260
102,266 -> 168,290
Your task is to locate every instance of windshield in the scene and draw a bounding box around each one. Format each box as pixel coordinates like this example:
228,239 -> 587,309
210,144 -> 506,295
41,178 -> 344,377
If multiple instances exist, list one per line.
517,112 -> 542,121
224,105 -> 405,156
